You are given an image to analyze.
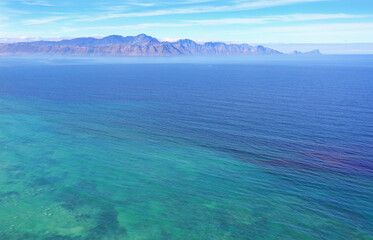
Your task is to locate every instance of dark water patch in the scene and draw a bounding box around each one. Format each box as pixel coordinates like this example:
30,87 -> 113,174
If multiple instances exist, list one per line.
3,165 -> 25,172
300,152 -> 373,173
6,170 -> 24,179
75,213 -> 92,222
30,177 -> 52,187
0,191 -> 20,198
3,165 -> 26,179
232,150 -> 373,177
87,205 -> 127,240
160,229 -> 172,240
42,234 -> 82,240
0,233 -> 27,240
207,141 -> 373,178
36,157 -> 60,167
75,180 -> 97,194
58,189 -> 89,211
29,175 -> 64,188
5,180 -> 17,185
0,232 -> 81,240
236,217 -> 269,239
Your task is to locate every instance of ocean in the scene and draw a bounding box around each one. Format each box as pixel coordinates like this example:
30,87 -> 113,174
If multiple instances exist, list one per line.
0,56 -> 372,240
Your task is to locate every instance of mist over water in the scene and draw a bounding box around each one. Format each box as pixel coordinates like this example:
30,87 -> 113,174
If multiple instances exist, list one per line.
0,56 -> 372,240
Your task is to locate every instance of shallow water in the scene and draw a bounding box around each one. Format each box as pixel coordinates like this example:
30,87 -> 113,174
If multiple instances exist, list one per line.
0,56 -> 372,240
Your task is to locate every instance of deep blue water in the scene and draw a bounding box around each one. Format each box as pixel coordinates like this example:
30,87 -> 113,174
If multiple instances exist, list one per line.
0,56 -> 372,240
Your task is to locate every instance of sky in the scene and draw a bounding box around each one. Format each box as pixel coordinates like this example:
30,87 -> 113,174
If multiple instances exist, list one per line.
0,0 -> 373,44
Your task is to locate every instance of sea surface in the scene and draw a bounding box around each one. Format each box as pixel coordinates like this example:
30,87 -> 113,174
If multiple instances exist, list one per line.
0,56 -> 372,240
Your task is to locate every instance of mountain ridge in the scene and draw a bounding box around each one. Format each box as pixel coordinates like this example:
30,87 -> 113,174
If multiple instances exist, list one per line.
0,34 -> 319,56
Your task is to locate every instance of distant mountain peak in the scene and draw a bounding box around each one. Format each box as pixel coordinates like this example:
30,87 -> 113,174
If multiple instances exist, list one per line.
133,33 -> 159,42
100,35 -> 126,44
308,49 -> 321,54
103,35 -> 124,40
137,33 -> 153,38
176,39 -> 196,44
289,49 -> 321,55
0,34 -> 284,56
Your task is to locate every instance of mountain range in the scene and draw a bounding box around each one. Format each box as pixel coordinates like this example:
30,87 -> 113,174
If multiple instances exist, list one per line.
0,34 -> 319,56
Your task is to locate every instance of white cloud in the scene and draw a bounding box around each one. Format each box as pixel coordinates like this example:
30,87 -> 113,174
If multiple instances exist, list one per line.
0,3 -> 30,15
0,36 -> 68,43
128,2 -> 156,7
259,22 -> 373,33
21,0 -> 53,6
75,0 -> 325,22
187,14 -> 370,25
242,22 -> 373,43
174,0 -> 216,4
60,23 -> 190,33
71,13 -> 370,29
23,16 -> 66,25
236,0 -> 324,8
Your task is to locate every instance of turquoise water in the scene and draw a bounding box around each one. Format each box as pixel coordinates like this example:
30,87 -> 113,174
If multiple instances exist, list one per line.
0,56 -> 372,239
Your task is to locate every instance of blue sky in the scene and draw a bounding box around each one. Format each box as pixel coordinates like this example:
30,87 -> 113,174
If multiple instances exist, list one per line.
0,0 -> 373,43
